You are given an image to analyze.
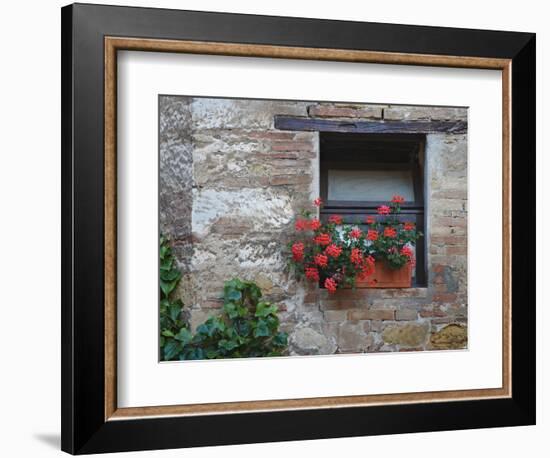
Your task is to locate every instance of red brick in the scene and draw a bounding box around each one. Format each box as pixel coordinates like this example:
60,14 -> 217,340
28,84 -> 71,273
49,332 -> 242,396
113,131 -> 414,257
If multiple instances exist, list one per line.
271,141 -> 314,152
247,131 -> 296,140
430,235 -> 467,246
269,174 -> 312,186
431,216 -> 468,227
320,299 -> 358,310
446,245 -> 467,255
432,264 -> 447,274
202,300 -> 223,309
433,293 -> 457,303
303,292 -> 319,303
308,105 -> 382,119
432,284 -> 450,293
326,289 -> 370,299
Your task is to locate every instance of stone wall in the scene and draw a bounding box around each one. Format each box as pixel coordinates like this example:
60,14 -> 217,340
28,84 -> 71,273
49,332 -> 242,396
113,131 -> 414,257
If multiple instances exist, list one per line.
159,96 -> 468,355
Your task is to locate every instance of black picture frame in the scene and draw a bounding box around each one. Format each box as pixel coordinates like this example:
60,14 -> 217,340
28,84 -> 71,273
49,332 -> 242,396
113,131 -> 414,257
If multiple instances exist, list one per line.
61,3 -> 535,454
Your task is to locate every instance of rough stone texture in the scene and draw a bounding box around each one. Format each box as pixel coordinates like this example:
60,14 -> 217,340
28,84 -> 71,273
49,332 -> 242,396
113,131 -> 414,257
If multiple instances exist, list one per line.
307,103 -> 383,119
430,324 -> 468,349
384,106 -> 468,121
292,326 -> 338,355
159,96 -> 468,355
382,323 -> 430,347
159,96 -> 194,269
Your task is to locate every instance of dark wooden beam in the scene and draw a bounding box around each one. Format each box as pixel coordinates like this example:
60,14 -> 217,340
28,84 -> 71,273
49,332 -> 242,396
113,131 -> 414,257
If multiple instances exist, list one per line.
274,116 -> 467,134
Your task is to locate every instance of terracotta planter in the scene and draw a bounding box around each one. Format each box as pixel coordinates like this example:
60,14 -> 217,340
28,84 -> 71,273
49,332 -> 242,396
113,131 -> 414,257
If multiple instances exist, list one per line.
356,262 -> 412,288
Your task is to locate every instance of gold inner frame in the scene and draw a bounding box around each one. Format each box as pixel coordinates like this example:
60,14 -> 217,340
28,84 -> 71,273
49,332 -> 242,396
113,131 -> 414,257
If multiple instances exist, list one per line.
104,37 -> 512,421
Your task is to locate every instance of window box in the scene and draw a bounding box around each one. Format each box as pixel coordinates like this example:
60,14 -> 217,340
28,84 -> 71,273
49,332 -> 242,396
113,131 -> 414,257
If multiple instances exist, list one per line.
356,261 -> 412,289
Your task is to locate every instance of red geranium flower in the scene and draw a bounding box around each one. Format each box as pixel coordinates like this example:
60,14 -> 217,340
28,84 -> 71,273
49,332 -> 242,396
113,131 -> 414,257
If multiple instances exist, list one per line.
305,266 -> 320,281
325,244 -> 342,258
367,230 -> 379,241
391,195 -> 405,204
309,218 -> 321,231
400,245 -> 414,258
377,205 -> 391,215
366,216 -> 376,224
350,248 -> 363,266
350,228 -> 362,239
357,256 -> 376,280
314,233 -> 331,246
291,242 -> 304,261
314,253 -> 328,267
313,197 -> 323,207
328,215 -> 343,225
324,277 -> 338,293
383,227 -> 397,238
295,219 -> 309,231
403,221 -> 415,231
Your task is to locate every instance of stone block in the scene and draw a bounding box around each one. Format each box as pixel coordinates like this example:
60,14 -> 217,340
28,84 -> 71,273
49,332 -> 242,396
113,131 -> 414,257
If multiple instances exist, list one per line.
323,310 -> 348,322
395,308 -> 418,321
291,326 -> 337,355
430,324 -> 468,349
382,323 -> 429,347
337,322 -> 372,352
384,106 -> 467,121
348,309 -> 395,321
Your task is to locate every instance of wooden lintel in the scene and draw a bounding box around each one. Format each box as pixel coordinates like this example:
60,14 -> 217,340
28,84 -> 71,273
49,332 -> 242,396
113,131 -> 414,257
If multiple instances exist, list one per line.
274,116 -> 467,134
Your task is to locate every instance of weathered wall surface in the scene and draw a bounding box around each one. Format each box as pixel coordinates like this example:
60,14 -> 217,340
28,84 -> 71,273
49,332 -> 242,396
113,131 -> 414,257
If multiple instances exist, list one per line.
160,96 -> 468,355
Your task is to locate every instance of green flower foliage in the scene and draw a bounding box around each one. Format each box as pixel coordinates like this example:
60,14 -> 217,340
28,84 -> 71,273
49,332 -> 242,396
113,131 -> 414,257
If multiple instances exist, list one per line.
159,236 -> 288,361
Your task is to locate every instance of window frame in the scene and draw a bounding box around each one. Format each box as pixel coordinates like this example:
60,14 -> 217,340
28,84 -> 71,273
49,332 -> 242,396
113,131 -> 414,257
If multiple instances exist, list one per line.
319,133 -> 427,286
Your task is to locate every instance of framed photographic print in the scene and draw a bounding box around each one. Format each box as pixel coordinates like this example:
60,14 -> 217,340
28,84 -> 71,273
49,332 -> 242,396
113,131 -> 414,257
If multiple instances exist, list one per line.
61,3 -> 536,454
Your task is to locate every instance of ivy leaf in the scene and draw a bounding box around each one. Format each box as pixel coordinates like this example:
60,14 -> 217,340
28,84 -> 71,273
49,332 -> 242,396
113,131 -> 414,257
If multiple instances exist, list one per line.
186,347 -> 205,360
218,339 -> 239,351
225,278 -> 244,291
174,328 -> 192,345
224,288 -> 242,303
169,303 -> 182,322
255,302 -> 278,318
223,302 -> 239,319
235,320 -> 250,337
160,269 -> 181,282
254,320 -> 270,338
160,279 -> 179,297
265,315 -> 279,331
205,349 -> 219,359
272,332 -> 288,347
160,257 -> 173,271
196,323 -> 210,336
161,329 -> 175,337
163,340 -> 182,360
246,283 -> 262,302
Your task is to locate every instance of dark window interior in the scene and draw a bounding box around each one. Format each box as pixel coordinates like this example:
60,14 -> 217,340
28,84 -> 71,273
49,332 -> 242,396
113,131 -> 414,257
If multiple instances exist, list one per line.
320,132 -> 427,286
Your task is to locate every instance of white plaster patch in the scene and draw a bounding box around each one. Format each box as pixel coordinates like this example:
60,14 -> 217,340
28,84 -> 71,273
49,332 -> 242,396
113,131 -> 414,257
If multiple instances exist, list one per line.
192,188 -> 294,237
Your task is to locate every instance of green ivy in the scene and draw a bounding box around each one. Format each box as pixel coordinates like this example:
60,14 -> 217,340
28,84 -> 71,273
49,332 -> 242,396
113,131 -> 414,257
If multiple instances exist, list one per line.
159,236 -> 288,361
159,235 -> 187,360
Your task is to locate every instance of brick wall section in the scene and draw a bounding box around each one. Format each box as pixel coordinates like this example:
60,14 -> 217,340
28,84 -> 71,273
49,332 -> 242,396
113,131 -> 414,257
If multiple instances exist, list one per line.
160,97 -> 468,354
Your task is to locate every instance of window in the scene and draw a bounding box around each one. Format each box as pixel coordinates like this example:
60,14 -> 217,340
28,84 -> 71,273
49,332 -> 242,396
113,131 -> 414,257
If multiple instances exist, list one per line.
320,132 -> 426,286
